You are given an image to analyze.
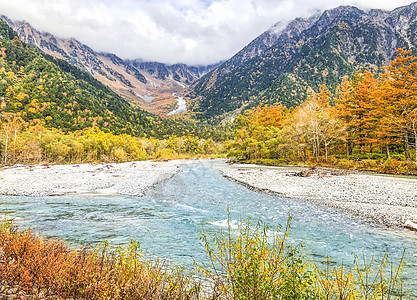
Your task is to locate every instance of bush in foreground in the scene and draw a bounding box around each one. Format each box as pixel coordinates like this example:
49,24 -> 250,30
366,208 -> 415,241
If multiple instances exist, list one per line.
0,218 -> 410,299
0,220 -> 199,299
199,216 -> 409,299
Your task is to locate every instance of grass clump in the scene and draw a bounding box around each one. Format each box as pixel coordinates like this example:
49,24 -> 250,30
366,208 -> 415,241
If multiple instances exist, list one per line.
199,215 -> 410,299
0,220 -> 200,299
0,217 -> 411,299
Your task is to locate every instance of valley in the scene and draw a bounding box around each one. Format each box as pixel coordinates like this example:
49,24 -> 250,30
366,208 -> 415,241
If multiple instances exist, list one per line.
1,1 -> 417,298
1,15 -> 218,116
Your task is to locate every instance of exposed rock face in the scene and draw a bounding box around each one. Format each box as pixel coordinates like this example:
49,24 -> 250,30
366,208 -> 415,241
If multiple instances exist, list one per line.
128,60 -> 220,85
189,2 -> 417,121
1,16 -> 218,115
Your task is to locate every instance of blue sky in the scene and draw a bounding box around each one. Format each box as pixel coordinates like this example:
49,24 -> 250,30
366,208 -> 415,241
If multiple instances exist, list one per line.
0,0 -> 415,65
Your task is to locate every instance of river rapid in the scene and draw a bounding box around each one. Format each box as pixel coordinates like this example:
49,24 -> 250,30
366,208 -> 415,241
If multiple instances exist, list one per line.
1,160 -> 416,295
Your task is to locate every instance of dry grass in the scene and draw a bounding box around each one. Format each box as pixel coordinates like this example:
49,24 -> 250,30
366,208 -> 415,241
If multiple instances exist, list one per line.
0,221 -> 200,299
0,219 -> 410,300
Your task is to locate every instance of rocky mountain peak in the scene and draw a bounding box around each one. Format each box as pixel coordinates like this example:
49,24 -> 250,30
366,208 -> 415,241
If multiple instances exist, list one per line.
0,15 -> 13,27
278,16 -> 318,41
367,9 -> 389,20
1,15 -> 220,115
314,6 -> 364,33
189,2 -> 417,121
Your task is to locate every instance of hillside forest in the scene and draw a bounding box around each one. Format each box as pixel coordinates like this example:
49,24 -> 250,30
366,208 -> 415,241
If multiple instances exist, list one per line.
1,5 -> 417,176
0,19 -> 228,164
228,49 -> 417,175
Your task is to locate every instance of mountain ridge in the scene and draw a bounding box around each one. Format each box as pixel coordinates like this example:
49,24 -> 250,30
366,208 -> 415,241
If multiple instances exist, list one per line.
1,16 -> 219,116
0,18 -> 157,136
188,2 -> 417,121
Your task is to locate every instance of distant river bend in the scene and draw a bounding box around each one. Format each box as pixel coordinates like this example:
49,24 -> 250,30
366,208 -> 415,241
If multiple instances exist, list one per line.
168,93 -> 187,115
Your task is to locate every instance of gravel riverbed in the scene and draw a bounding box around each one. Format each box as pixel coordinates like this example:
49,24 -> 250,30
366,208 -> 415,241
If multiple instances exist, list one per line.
217,163 -> 417,230
0,161 -> 180,198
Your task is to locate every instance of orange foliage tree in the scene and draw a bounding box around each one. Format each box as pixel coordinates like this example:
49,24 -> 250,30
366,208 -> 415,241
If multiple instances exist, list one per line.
382,48 -> 417,165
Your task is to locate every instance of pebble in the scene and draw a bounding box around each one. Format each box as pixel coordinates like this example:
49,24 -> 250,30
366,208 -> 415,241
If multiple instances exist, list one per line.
218,164 -> 417,229
0,161 -> 180,198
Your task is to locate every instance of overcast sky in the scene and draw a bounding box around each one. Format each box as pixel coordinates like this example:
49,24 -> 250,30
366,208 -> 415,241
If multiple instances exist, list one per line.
0,0 -> 415,65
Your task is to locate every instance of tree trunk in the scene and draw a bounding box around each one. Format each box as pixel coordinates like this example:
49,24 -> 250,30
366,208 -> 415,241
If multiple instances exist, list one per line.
386,144 -> 390,159
345,139 -> 353,157
3,128 -> 8,164
346,143 -> 349,158
14,127 -> 17,162
414,130 -> 417,167
311,139 -> 316,160
314,131 -> 320,160
412,120 -> 417,167
404,131 -> 412,162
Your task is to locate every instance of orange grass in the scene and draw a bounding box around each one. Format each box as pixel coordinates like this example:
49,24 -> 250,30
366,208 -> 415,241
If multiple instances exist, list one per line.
0,221 -> 200,299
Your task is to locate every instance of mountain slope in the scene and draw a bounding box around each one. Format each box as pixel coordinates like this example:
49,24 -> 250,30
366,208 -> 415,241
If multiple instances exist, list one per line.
0,19 -> 160,136
2,17 -> 218,116
188,2 -> 417,121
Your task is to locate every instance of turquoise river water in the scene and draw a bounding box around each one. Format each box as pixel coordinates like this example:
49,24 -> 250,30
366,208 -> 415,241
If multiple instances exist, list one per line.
1,160 -> 416,296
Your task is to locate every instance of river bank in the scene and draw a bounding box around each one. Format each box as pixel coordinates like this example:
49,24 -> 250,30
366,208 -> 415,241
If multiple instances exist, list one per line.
2,159 -> 417,230
217,163 -> 417,230
1,160 -> 417,297
0,161 -> 180,198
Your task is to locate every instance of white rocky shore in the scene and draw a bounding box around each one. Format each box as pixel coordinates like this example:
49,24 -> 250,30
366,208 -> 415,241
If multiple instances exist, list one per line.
0,161 -> 180,198
217,163 -> 417,230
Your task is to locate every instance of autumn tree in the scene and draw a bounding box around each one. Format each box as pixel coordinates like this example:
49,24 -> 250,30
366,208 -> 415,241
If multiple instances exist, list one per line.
294,84 -> 343,161
334,76 -> 354,156
348,71 -> 382,153
382,48 -> 417,165
0,112 -> 24,164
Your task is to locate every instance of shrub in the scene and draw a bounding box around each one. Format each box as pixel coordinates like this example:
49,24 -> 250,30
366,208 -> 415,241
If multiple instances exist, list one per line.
391,153 -> 406,161
199,216 -> 410,299
200,215 -> 318,299
154,148 -> 179,160
0,220 -> 199,299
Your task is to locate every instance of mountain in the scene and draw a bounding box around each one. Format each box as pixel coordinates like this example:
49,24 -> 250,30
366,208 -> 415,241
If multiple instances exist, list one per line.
188,2 -> 417,121
0,19 -> 227,140
0,18 -> 157,136
1,16 -> 218,116
128,60 -> 220,85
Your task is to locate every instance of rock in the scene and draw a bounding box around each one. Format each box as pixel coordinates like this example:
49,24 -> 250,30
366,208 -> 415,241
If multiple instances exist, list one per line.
7,288 -> 18,295
405,220 -> 417,231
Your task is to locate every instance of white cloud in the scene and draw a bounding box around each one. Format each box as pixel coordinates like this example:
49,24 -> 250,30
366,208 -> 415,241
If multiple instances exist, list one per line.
0,0 -> 415,65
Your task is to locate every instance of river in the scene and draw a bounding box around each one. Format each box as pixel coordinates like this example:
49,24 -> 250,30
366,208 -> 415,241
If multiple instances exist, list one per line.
1,160 -> 416,295
168,93 -> 187,116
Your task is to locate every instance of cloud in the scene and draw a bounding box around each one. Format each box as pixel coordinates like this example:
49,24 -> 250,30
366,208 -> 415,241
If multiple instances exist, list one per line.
0,0 -> 415,65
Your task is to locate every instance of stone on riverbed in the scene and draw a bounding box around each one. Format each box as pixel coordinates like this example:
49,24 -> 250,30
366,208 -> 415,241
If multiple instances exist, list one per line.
405,220 -> 417,231
217,163 -> 417,230
0,161 -> 180,198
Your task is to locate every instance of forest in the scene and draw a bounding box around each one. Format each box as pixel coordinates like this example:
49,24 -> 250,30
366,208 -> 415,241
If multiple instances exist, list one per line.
0,121 -> 226,164
227,49 -> 417,175
2,6 -> 417,174
0,17 -> 231,165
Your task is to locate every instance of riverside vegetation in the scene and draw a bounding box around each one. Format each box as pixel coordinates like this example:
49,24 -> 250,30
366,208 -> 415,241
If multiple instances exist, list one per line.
0,12 -> 415,299
0,123 -> 226,164
227,49 -> 417,175
0,218 -> 409,299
